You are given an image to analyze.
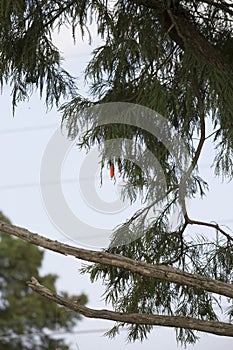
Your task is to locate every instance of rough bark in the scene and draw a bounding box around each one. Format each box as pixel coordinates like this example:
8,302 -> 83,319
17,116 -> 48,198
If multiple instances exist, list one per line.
27,277 -> 233,337
1,221 -> 233,298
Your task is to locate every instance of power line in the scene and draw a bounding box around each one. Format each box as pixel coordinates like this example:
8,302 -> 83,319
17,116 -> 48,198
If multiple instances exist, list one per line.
0,124 -> 59,134
0,162 -> 218,191
0,176 -> 110,190
0,179 -> 78,190
0,328 -> 126,340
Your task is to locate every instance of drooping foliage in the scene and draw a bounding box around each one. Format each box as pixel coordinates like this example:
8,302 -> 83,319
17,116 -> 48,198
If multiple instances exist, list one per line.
0,212 -> 87,350
1,0 -> 233,346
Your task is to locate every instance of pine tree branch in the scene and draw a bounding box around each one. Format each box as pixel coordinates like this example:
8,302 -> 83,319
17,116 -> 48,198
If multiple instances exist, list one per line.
129,0 -> 232,75
178,78 -> 206,227
1,221 -> 233,298
180,79 -> 206,188
27,277 -> 233,337
177,79 -> 233,243
43,1 -> 76,29
200,0 -> 233,17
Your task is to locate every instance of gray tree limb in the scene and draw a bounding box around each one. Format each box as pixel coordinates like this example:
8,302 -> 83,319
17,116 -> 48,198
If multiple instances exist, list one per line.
1,221 -> 233,298
27,277 -> 233,337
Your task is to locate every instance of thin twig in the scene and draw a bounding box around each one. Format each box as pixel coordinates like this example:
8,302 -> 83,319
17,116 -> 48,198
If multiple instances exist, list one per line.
205,128 -> 221,141
128,185 -> 178,224
185,217 -> 233,243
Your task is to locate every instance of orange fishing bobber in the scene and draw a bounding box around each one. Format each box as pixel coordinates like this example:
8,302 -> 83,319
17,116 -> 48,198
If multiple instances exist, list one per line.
110,163 -> 114,179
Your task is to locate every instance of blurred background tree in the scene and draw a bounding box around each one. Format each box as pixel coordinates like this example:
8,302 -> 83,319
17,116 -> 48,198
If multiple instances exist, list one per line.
0,211 -> 88,350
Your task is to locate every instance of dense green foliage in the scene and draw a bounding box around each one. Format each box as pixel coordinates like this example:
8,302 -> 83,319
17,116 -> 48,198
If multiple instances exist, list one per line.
0,212 -> 87,350
1,0 -> 233,346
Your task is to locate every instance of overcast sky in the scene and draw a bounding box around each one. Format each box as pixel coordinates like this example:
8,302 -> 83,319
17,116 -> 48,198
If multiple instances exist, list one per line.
1,26 -> 233,350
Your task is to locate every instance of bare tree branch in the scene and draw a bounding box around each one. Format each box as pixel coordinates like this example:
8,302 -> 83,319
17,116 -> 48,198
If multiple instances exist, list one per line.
185,217 -> 233,242
1,221 -> 233,298
27,277 -> 233,337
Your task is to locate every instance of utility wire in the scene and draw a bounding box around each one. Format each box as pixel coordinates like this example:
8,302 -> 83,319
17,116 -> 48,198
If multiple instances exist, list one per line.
0,328 -> 126,340
0,179 -> 78,190
0,124 -> 59,134
0,162 -> 216,190
0,176 -> 111,190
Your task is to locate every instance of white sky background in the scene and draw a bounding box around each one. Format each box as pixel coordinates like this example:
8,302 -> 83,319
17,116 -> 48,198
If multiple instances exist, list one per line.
0,24 -> 233,350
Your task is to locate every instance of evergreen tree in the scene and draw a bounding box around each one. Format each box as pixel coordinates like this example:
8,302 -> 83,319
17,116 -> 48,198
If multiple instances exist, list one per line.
0,212 -> 87,350
0,0 -> 233,346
